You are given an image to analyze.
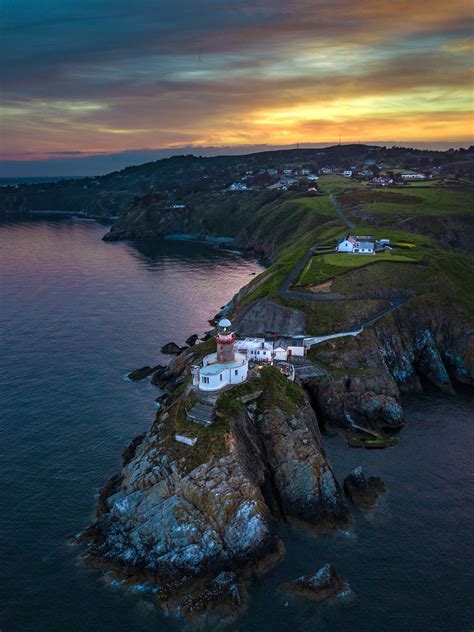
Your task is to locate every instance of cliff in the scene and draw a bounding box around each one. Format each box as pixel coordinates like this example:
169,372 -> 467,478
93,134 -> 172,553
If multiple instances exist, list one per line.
305,300 -> 473,433
80,368 -> 349,624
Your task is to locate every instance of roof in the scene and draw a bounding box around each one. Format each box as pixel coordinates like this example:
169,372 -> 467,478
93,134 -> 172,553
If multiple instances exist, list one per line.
200,352 -> 247,375
357,241 -> 374,249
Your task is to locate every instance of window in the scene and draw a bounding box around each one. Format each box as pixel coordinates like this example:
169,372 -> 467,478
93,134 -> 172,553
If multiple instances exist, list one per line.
220,374 -> 223,381
235,369 -> 238,375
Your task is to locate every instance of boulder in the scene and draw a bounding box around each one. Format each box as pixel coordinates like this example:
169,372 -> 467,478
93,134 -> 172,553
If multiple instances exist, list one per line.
343,466 -> 386,507
185,333 -> 199,347
158,571 -> 247,627
161,341 -> 185,355
127,365 -> 159,381
279,563 -> 352,602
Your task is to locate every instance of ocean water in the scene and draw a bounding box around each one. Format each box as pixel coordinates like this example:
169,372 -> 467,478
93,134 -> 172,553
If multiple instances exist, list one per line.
1,219 -> 473,632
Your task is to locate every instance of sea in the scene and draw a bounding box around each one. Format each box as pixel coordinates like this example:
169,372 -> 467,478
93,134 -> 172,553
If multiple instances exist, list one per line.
0,218 -> 472,632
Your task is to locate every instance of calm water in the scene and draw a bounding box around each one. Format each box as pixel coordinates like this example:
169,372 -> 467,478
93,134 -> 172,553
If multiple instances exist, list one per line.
1,220 -> 473,632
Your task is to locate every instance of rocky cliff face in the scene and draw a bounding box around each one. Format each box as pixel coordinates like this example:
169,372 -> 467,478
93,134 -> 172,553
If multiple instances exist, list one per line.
306,301 -> 473,432
80,369 -> 349,624
102,203 -> 201,241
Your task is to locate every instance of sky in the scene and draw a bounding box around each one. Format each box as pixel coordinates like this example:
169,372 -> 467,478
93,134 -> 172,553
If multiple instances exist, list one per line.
1,0 -> 473,175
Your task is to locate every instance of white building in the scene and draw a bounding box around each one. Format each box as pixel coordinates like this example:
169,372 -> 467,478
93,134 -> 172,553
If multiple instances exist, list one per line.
337,236 -> 357,252
234,338 -> 273,362
193,319 -> 248,391
401,173 -> 426,180
234,337 -> 306,363
342,170 -> 353,178
337,235 -> 375,254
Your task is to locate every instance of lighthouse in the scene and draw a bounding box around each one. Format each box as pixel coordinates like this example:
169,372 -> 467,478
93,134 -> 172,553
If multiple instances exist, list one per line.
216,318 -> 235,363
193,317 -> 249,391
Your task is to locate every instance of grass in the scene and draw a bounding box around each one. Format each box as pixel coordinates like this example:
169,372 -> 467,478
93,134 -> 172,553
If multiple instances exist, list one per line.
298,250 -> 421,286
317,175 -> 366,194
158,383 -> 230,475
337,185 -> 474,218
282,298 -> 389,335
331,261 -> 428,296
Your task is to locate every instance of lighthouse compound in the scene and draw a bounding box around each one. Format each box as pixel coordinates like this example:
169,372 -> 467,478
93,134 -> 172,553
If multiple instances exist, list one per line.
193,318 -> 248,392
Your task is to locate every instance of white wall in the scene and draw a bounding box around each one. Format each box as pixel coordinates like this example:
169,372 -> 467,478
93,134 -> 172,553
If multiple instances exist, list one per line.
337,240 -> 354,252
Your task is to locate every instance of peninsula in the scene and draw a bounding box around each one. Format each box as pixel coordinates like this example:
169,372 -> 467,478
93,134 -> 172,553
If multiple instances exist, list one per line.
16,144 -> 471,624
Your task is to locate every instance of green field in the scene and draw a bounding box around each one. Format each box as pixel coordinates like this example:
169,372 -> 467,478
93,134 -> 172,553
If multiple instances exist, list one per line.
337,186 -> 474,218
317,174 -> 366,194
298,250 -> 420,286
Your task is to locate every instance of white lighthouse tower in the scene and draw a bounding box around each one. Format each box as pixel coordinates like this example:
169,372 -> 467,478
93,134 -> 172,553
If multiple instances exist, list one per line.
193,317 -> 248,391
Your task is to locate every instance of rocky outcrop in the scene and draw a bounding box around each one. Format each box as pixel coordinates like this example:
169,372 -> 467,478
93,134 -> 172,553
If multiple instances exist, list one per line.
233,297 -> 305,336
255,403 -> 350,530
102,203 -> 197,242
343,466 -> 386,507
185,334 -> 199,347
161,341 -> 185,355
80,368 -> 349,623
127,365 -> 161,381
306,301 -> 473,433
81,436 -> 282,624
279,563 -> 352,602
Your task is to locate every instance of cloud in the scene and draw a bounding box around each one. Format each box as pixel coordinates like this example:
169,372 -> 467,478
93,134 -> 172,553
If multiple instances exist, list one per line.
1,0 -> 473,167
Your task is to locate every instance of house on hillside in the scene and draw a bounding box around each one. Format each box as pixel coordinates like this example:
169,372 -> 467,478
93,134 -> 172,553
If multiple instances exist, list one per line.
337,235 -> 375,254
342,170 -> 353,178
228,182 -> 249,191
401,172 -> 426,180
372,176 -> 394,187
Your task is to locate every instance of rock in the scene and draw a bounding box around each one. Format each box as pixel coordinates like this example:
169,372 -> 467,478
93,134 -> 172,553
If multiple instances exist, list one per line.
305,301 -> 473,434
154,390 -> 169,404
127,365 -> 159,381
343,466 -> 386,507
81,448 -> 282,622
161,341 -> 184,355
185,333 -> 199,347
280,563 -> 352,602
257,406 -> 351,530
158,571 -> 247,627
80,368 -> 350,623
233,297 -> 305,336
230,369 -> 351,531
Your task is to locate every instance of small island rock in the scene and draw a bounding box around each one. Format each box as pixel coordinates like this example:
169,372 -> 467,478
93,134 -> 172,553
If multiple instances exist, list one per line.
343,466 -> 386,507
280,563 -> 352,602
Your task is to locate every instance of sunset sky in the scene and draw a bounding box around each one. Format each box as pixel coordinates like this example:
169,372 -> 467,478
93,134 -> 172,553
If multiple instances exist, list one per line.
1,0 -> 473,174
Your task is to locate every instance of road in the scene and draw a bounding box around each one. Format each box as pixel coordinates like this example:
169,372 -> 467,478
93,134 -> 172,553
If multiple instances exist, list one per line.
329,193 -> 355,230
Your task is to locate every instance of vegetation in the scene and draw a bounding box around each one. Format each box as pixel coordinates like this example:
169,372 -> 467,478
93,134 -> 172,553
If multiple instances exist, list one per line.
298,251 -> 420,287
337,186 -> 474,219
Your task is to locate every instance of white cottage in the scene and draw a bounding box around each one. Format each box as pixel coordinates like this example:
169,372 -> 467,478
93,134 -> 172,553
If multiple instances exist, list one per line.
337,235 -> 375,254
